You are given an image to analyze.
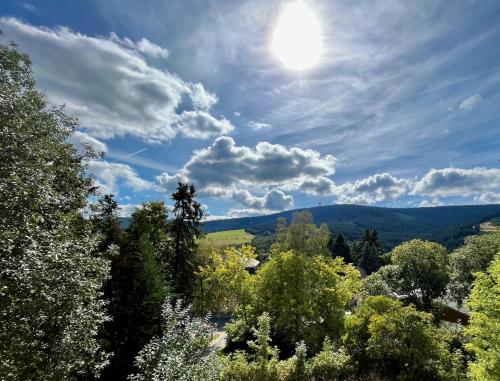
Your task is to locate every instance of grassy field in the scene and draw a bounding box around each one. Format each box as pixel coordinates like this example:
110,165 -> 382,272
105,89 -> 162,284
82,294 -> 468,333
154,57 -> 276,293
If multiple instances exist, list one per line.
480,220 -> 500,233
201,229 -> 254,248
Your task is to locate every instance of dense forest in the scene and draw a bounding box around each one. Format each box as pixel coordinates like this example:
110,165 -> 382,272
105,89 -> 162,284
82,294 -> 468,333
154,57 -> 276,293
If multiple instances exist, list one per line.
202,204 -> 500,250
1,42 -> 500,381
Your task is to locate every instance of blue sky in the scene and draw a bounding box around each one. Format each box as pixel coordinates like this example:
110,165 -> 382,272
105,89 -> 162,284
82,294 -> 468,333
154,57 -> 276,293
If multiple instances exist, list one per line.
1,0 -> 499,218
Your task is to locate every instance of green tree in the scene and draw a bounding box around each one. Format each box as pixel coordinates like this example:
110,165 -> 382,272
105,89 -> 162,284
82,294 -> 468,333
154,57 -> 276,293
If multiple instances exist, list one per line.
344,296 -> 465,380
465,253 -> 500,381
353,229 -> 383,274
194,245 -> 256,315
449,233 -> 500,306
170,182 -> 204,297
273,211 -> 330,257
391,239 -> 449,311
229,250 -> 361,356
328,233 -> 352,263
101,205 -> 170,381
91,194 -> 124,252
0,43 -> 110,380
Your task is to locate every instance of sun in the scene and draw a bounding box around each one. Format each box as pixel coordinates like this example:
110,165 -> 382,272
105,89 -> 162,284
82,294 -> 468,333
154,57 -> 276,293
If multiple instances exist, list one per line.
271,1 -> 323,71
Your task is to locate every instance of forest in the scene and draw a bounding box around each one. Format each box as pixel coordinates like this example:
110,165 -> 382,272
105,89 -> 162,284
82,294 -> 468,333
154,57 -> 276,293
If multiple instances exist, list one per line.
1,42 -> 500,381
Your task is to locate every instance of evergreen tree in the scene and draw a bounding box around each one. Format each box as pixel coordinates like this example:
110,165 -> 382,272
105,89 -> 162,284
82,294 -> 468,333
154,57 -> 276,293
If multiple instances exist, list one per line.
91,194 -> 124,252
170,182 -> 204,298
353,229 -> 383,274
0,42 -> 110,380
328,233 -> 352,263
101,205 -> 170,381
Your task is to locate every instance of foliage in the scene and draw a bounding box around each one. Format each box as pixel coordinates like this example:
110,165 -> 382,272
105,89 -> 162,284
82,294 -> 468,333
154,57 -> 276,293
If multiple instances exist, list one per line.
273,211 -> 330,257
0,42 -> 110,380
362,264 -> 401,298
449,233 -> 500,306
390,239 -> 449,311
352,229 -> 383,274
101,204 -> 171,380
343,296 -> 466,381
328,233 -> 352,263
229,250 -> 362,356
194,245 -> 256,314
465,253 -> 500,381
129,298 -> 221,381
170,182 -> 204,298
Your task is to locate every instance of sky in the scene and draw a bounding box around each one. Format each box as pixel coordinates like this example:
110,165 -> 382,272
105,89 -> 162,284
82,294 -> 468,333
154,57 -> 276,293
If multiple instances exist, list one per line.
1,0 -> 499,218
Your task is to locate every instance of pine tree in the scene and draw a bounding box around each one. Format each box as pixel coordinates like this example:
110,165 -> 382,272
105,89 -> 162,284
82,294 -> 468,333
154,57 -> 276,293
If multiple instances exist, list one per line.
91,194 -> 124,252
353,229 -> 383,274
328,233 -> 352,263
100,205 -> 170,381
170,182 -> 204,298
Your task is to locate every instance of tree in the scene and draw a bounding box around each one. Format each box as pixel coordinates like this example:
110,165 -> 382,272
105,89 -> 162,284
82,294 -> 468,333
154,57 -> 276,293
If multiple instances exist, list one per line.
0,43 -> 110,379
194,245 -> 256,315
91,194 -> 124,253
328,233 -> 352,263
352,229 -> 383,274
170,182 -> 204,297
449,233 -> 500,306
229,250 -> 362,356
129,298 -> 221,381
465,253 -> 500,381
101,205 -> 170,381
390,239 -> 449,311
273,211 -> 330,257
343,296 -> 465,381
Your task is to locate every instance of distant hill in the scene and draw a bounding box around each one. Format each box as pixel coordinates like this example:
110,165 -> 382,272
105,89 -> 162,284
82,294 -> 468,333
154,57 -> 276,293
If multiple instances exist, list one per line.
202,204 -> 500,250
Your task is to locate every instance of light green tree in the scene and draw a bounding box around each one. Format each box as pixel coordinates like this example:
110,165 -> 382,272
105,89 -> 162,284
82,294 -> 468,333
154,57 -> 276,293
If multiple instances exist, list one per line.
0,43 -> 110,379
344,296 -> 465,381
465,253 -> 500,381
449,233 -> 500,305
273,211 -> 330,257
229,250 -> 361,355
390,239 -> 449,311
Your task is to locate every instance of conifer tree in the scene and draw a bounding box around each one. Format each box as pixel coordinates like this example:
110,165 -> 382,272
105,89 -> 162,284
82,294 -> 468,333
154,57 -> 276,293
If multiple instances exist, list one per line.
328,233 -> 352,263
170,182 -> 204,298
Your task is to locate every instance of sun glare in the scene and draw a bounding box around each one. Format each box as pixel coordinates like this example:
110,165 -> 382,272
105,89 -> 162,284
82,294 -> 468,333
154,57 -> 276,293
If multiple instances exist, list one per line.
271,1 -> 323,71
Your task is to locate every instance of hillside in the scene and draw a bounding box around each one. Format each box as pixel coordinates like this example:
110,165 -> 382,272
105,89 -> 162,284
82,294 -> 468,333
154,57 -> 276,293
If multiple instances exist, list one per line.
200,229 -> 254,248
203,204 -> 500,249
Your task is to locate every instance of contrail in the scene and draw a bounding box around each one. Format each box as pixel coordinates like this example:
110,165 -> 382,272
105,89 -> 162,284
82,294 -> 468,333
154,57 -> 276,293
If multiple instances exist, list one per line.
127,148 -> 149,158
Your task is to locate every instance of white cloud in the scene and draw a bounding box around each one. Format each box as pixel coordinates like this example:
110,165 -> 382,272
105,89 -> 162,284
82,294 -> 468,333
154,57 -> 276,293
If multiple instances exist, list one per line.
69,131 -> 107,153
156,136 -> 336,193
336,193 -> 376,206
88,160 -> 155,194
248,121 -> 272,130
418,198 -> 444,207
474,192 -> 500,204
0,18 -> 230,144
413,167 -> 500,197
459,94 -> 482,110
118,204 -> 141,217
175,111 -> 234,139
109,32 -> 170,58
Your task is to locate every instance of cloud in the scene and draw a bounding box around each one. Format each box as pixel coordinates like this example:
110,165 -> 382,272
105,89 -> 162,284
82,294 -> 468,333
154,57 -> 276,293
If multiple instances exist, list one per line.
459,94 -> 482,110
418,198 -> 444,207
175,111 -> 234,139
0,18 -> 230,144
118,204 -> 140,217
336,193 -> 376,206
109,32 -> 170,58
413,167 -> 500,197
88,160 -> 155,194
69,131 -> 107,154
156,136 -> 336,192
248,121 -> 272,130
474,192 -> 500,204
